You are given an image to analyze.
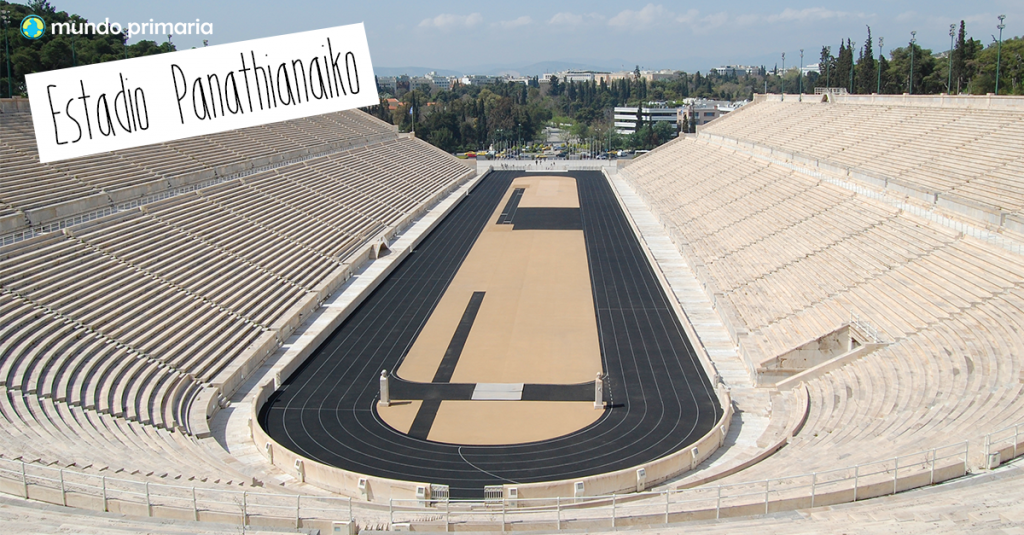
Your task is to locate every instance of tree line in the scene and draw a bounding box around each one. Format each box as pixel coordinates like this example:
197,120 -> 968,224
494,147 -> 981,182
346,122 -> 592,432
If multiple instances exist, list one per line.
0,0 -> 175,98
811,22 -> 1022,95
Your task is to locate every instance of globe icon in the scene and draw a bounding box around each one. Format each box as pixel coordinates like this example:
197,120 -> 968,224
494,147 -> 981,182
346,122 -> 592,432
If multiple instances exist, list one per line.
20,15 -> 45,40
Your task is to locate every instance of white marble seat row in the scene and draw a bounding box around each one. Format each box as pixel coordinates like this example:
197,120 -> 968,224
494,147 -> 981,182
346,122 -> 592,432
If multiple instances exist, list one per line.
700,99 -> 1024,217
0,108 -> 403,218
0,104 -> 473,497
622,111 -> 1024,493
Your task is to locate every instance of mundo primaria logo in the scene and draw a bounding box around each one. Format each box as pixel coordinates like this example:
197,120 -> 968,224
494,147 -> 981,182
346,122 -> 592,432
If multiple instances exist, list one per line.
20,15 -> 45,39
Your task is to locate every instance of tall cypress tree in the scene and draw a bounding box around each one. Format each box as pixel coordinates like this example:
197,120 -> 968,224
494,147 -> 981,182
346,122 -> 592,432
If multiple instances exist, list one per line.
951,21 -> 967,93
817,46 -> 834,89
856,27 -> 877,94
878,55 -> 894,94
835,40 -> 854,93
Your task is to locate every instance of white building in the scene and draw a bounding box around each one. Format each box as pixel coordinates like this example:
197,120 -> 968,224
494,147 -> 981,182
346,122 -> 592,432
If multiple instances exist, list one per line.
459,75 -> 497,86
562,70 -> 598,83
613,106 -> 680,135
427,72 -> 453,91
377,76 -> 397,94
712,65 -> 761,76
801,63 -> 821,75
684,99 -> 749,127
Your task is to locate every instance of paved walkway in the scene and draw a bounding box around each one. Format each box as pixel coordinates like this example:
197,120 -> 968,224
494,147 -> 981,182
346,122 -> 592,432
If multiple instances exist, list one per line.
589,458 -> 1024,534
608,174 -> 773,487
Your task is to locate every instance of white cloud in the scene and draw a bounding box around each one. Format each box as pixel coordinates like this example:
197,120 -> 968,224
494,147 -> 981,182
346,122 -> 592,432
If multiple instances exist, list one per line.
734,13 -> 762,26
717,7 -> 873,28
547,12 -> 604,26
496,16 -> 533,29
700,12 -> 729,30
765,7 -> 860,23
548,12 -> 581,25
676,9 -> 700,24
418,13 -> 483,30
609,4 -> 670,28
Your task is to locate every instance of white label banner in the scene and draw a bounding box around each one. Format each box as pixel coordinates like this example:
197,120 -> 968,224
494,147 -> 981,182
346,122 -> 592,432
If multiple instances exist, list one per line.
26,23 -> 377,163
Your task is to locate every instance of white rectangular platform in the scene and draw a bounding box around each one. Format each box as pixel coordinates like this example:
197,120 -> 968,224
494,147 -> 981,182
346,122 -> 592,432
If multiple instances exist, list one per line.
471,383 -> 525,400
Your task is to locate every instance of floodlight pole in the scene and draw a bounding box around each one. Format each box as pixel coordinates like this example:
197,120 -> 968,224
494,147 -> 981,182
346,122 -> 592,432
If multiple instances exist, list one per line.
948,25 -> 955,93
877,37 -> 884,94
799,49 -> 804,97
909,32 -> 916,94
826,52 -> 830,89
781,52 -> 785,94
996,15 -> 1006,95
849,41 -> 856,93
1,10 -> 11,98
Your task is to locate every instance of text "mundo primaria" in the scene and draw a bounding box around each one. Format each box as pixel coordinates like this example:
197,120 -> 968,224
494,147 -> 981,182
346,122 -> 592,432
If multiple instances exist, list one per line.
51,18 -> 213,39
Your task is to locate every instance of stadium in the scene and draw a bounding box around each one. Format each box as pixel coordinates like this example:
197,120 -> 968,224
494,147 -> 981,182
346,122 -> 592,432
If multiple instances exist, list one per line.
2,88 -> 1024,534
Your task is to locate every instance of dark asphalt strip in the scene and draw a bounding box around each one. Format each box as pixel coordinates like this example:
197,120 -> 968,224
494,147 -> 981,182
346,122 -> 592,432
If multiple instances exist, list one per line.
407,291 -> 486,439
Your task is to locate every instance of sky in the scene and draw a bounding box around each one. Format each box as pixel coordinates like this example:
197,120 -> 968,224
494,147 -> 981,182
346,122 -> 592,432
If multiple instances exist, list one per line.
49,0 -> 1021,74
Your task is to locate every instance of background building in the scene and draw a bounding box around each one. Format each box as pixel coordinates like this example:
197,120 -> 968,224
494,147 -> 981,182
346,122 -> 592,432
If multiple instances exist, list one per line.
614,106 -> 681,135
683,99 -> 749,127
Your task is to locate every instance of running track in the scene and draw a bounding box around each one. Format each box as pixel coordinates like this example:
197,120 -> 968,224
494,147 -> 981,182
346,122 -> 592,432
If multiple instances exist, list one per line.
259,171 -> 722,498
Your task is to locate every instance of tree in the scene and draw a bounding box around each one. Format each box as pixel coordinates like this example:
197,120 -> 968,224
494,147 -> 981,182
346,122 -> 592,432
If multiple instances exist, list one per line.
548,75 -> 562,96
877,55 -> 896,94
965,37 -> 1024,94
835,39 -> 855,92
951,20 -> 968,94
652,121 -> 674,145
569,121 -> 589,141
856,27 -> 877,94
0,2 -> 175,96
816,46 -> 834,89
886,43 -> 937,94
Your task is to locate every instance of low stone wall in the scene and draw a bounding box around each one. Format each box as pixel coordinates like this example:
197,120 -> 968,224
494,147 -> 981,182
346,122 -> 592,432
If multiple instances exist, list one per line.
506,390 -> 732,502
832,92 -> 1024,110
699,132 -> 1015,239
249,379 -> 431,501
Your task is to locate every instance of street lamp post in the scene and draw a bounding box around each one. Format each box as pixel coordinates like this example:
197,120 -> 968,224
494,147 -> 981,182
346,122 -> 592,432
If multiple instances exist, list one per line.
909,31 -> 916,94
849,41 -> 855,93
781,52 -> 785,95
877,37 -> 884,94
948,24 -> 955,94
1,9 -> 11,98
826,51 -> 831,89
799,49 -> 804,97
996,15 -> 1006,95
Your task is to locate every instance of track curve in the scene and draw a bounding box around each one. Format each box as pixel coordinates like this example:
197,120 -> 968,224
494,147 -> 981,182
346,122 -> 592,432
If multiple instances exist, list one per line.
259,171 -> 721,498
